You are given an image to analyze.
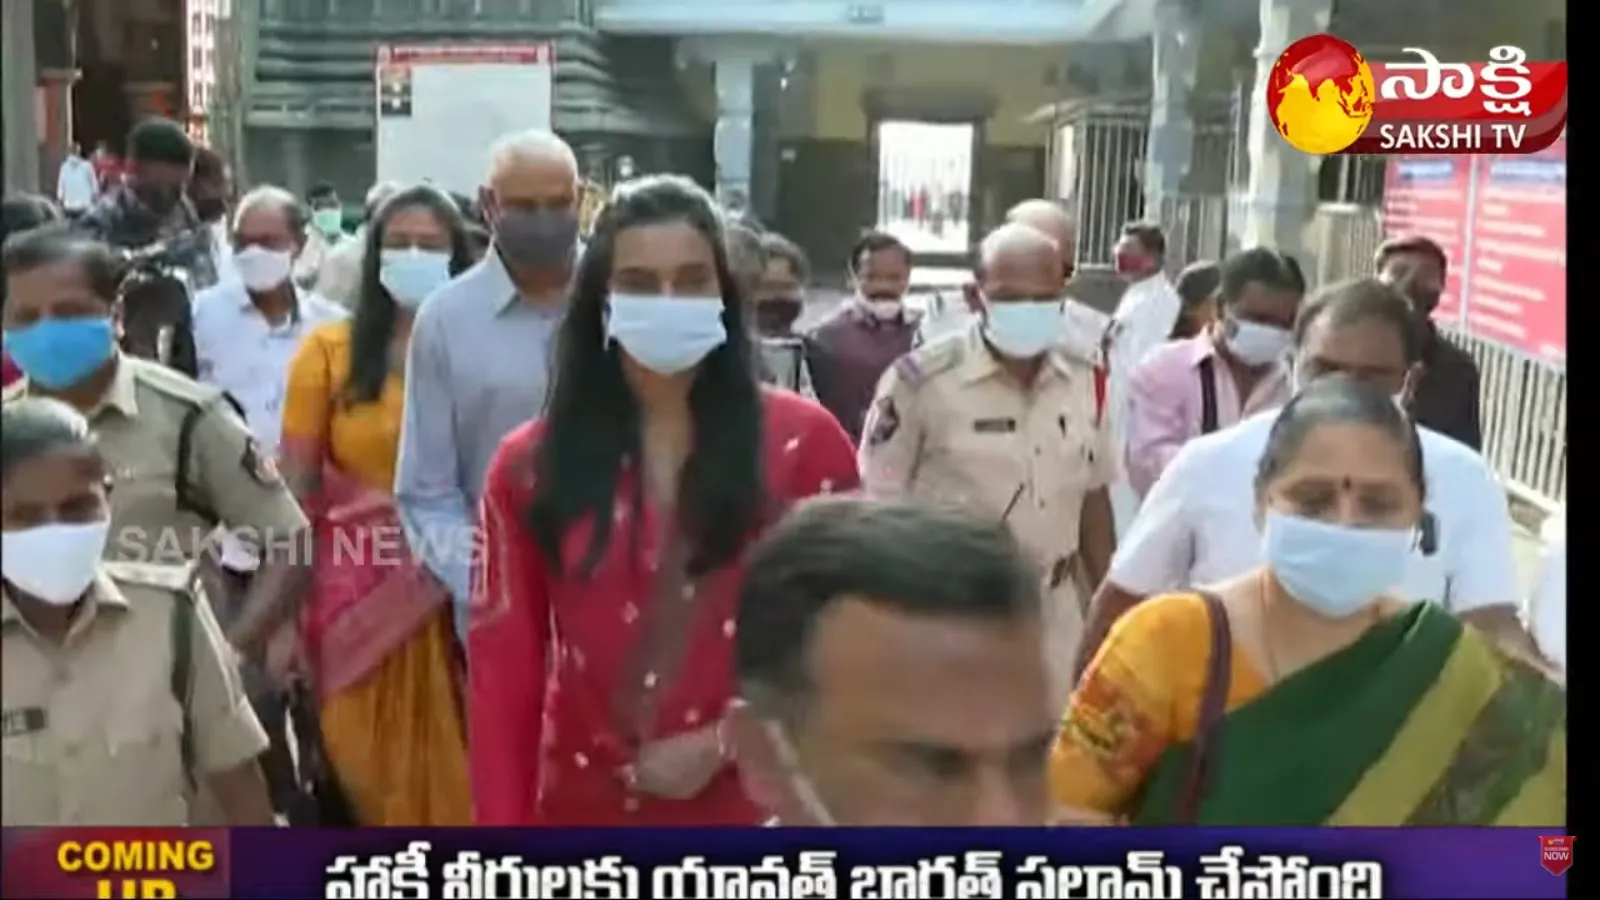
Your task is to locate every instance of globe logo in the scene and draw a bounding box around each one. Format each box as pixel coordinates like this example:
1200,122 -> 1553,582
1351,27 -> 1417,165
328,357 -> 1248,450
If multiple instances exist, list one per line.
1267,34 -> 1376,155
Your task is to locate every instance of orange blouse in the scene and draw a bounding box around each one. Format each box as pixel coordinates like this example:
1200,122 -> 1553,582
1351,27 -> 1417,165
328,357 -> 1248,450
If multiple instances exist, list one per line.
1050,593 -> 1268,814
280,322 -> 406,493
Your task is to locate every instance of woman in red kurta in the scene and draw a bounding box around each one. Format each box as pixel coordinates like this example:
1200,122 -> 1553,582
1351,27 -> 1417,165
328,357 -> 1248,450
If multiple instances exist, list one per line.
469,175 -> 860,825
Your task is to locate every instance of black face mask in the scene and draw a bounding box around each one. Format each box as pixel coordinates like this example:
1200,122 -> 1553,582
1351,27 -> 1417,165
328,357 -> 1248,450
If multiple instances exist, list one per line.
494,208 -> 579,270
756,298 -> 804,334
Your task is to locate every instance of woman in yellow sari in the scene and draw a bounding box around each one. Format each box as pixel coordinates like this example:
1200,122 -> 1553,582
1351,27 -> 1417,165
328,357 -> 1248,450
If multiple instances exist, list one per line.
280,185 -> 475,825
1052,375 -> 1564,826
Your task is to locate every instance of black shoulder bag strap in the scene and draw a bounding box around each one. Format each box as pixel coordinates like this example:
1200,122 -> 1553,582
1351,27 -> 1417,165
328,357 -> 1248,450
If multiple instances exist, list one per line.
1174,590 -> 1233,824
1198,357 -> 1220,435
175,392 -> 248,524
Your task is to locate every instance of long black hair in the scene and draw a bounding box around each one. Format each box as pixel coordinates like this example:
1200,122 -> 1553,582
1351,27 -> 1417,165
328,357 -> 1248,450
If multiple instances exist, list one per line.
343,184 -> 473,404
528,174 -> 764,578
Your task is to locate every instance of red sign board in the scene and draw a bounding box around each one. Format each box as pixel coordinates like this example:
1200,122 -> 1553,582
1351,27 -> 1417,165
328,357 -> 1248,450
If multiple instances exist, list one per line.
1381,137 -> 1566,367
1381,157 -> 1473,324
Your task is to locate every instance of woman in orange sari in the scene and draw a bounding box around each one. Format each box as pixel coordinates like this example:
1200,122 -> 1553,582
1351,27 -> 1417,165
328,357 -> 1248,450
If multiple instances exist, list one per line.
279,185 -> 476,825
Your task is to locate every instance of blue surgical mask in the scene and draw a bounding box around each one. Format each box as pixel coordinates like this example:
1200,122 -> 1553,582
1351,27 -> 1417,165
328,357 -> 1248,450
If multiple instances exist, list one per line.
984,300 -> 1062,359
3,316 -> 117,389
605,293 -> 727,375
1261,510 -> 1414,618
379,248 -> 453,309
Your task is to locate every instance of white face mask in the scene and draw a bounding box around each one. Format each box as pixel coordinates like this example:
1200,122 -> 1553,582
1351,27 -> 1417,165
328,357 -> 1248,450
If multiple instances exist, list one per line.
378,247 -> 453,309
233,245 -> 295,292
1,520 -> 111,605
861,297 -> 903,320
984,299 -> 1064,359
1224,318 -> 1292,367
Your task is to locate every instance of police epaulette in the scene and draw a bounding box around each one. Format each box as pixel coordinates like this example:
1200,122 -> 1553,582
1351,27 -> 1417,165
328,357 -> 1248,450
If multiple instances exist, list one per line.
102,561 -> 198,594
895,334 -> 964,387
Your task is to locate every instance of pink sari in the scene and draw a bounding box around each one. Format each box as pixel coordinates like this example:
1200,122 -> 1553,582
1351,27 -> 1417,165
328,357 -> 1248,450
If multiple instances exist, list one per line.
303,465 -> 452,698
3,353 -> 22,388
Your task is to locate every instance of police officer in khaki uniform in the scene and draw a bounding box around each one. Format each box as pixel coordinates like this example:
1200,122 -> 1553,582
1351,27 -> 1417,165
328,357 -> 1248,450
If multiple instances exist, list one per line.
1,397 -> 275,826
1,228 -> 310,654
859,224 -> 1118,702
3,229 -> 311,819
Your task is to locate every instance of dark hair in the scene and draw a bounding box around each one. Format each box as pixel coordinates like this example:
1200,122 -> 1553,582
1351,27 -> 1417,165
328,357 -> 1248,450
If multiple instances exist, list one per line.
1,193 -> 63,250
1255,373 -> 1425,500
1175,260 -> 1221,308
725,222 -> 766,284
448,191 -> 484,226
191,146 -> 226,181
1,227 -> 123,306
1120,221 -> 1166,258
1,397 -> 98,481
737,496 -> 1043,703
464,223 -> 492,257
528,174 -> 763,577
760,233 -> 809,283
1293,277 -> 1424,366
1219,246 -> 1304,307
1169,260 -> 1221,340
126,117 -> 194,167
308,182 -> 339,204
344,185 -> 474,404
849,230 -> 911,274
1374,235 -> 1449,278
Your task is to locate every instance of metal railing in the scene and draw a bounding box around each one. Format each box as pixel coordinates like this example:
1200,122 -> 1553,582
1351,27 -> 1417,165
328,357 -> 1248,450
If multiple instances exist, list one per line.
1307,204 -> 1567,512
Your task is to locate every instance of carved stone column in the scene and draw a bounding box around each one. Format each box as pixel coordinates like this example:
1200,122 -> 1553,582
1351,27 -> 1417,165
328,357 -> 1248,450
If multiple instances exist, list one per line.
2,0 -> 42,191
1142,0 -> 1200,217
1240,0 -> 1335,262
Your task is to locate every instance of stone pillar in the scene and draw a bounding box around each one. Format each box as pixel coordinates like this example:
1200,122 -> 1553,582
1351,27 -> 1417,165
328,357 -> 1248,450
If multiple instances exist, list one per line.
1240,0 -> 1334,262
711,48 -> 757,208
281,129 -> 309,196
39,69 -> 79,180
2,0 -> 42,192
1142,0 -> 1199,218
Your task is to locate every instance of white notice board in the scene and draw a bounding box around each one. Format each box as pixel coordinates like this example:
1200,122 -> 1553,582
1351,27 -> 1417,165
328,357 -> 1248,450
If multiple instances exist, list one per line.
374,43 -> 556,197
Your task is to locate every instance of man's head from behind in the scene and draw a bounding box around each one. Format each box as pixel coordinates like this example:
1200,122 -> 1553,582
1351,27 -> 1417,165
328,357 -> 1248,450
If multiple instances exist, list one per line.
1005,199 -> 1076,286
732,496 -> 1054,826
124,118 -> 195,218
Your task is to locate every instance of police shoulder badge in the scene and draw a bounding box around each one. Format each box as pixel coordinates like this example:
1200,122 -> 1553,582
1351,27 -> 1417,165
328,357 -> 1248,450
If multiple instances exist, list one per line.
241,439 -> 281,486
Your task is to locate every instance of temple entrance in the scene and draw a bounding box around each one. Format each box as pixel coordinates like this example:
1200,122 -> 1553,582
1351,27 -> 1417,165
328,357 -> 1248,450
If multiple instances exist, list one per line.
874,119 -> 975,257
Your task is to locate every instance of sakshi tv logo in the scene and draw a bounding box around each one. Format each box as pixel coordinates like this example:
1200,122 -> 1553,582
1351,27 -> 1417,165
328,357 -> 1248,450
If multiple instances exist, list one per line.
1266,35 -> 1567,156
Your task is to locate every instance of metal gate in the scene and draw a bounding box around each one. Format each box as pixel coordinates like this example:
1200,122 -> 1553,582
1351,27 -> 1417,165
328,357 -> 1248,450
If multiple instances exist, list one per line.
1046,94 -> 1240,271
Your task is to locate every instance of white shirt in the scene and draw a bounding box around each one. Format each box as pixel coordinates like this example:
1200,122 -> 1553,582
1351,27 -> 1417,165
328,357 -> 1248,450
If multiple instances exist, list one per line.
1527,509 -> 1565,682
1108,409 -> 1517,613
191,281 -> 346,570
56,155 -> 99,211
1104,274 -> 1181,535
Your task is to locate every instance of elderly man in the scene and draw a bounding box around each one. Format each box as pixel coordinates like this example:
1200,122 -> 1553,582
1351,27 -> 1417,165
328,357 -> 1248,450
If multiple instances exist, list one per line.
315,181 -> 402,309
1005,199 -> 1077,285
859,223 -> 1116,703
395,131 -> 580,638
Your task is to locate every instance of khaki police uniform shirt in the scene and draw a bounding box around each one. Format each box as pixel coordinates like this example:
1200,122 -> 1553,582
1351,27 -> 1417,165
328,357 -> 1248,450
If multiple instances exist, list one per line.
858,325 -> 1114,694
1,564 -> 269,826
3,355 -> 309,563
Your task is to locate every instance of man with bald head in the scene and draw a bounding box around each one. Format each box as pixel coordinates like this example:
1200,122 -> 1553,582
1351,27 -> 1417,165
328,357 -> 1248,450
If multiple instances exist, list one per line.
858,223 -> 1117,703
396,130 -> 581,639
1005,199 -> 1077,287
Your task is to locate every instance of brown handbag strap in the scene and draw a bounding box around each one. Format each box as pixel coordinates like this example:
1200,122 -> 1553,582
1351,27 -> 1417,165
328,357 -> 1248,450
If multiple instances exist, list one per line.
610,526 -> 702,747
1175,590 -> 1233,824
